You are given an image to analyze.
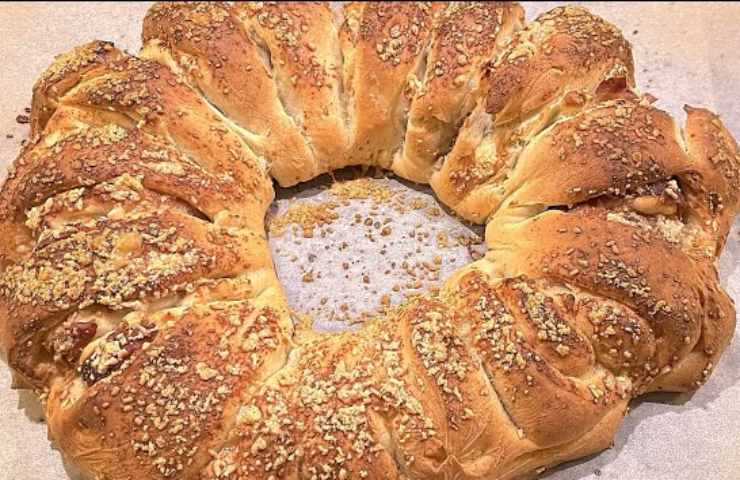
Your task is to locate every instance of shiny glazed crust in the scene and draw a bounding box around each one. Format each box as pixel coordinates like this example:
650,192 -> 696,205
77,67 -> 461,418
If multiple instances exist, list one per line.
0,2 -> 738,480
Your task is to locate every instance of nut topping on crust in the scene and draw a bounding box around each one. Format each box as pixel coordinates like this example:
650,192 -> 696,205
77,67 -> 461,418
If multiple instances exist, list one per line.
0,3 -> 738,480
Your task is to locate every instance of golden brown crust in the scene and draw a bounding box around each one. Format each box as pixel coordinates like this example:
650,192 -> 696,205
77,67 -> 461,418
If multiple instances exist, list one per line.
682,105 -> 740,252
30,41 -> 125,139
47,296 -> 291,480
34,41 -> 273,216
449,271 -> 627,448
485,205 -> 735,394
430,5 -> 636,222
392,2 -> 525,183
235,1 -> 351,176
484,6 -> 633,123
0,3 -> 738,480
141,2 -> 320,187
0,123 -> 248,225
0,175 -> 273,388
504,100 -> 691,209
340,1 -> 440,169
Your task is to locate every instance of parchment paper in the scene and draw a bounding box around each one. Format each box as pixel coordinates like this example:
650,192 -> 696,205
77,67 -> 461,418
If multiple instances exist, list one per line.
0,3 -> 738,479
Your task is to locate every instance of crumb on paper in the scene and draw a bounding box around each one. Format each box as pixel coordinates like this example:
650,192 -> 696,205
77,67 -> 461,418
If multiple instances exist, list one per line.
268,176 -> 486,328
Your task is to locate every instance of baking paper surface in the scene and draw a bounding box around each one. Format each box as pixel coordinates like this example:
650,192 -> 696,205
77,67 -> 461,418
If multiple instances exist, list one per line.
0,2 -> 738,479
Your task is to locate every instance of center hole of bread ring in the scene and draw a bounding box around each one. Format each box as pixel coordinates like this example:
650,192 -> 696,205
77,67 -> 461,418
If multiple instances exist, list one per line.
266,169 -> 486,331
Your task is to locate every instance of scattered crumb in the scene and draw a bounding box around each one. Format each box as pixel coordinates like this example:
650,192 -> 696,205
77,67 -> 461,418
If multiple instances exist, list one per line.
269,177 -> 486,327
329,178 -> 393,203
269,201 -> 339,237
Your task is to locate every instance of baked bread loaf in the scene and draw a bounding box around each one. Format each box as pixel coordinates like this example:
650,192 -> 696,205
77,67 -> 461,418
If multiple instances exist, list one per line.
1,2 -> 738,480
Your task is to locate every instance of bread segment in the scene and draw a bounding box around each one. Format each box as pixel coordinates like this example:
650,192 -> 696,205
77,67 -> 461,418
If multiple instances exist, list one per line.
47,295 -> 291,480
141,2 -> 320,187
392,2 -> 525,183
431,5 -> 635,223
236,1 -> 351,176
340,1 -> 441,169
